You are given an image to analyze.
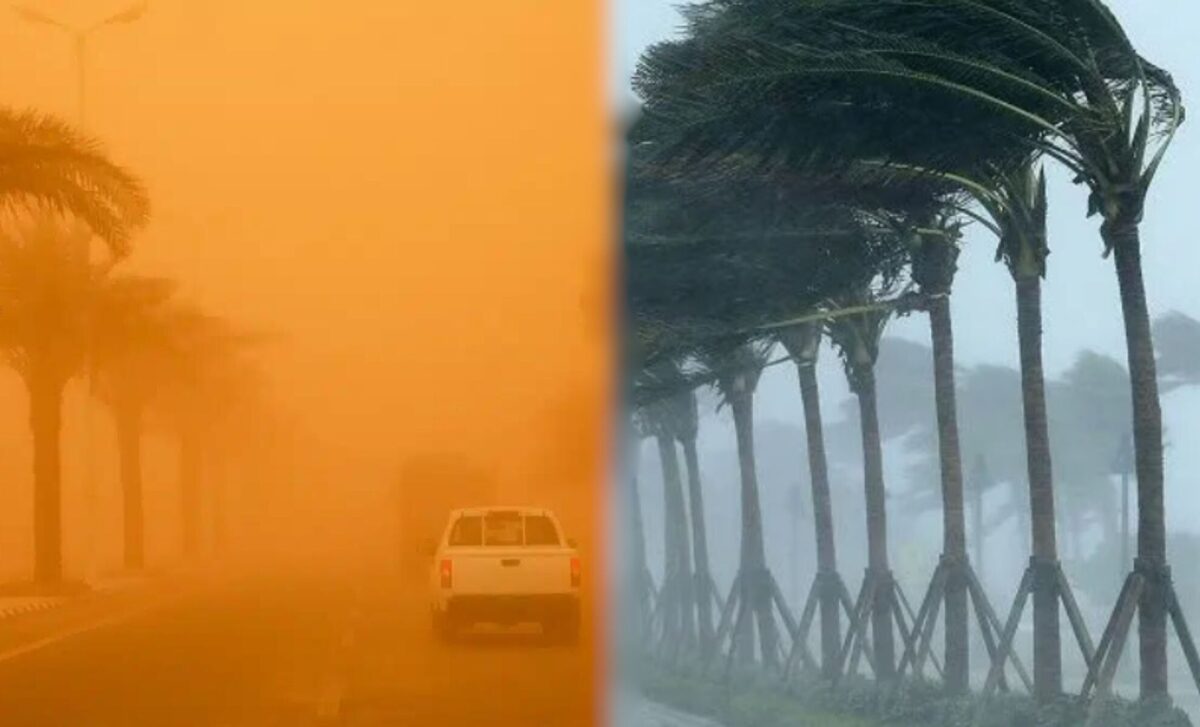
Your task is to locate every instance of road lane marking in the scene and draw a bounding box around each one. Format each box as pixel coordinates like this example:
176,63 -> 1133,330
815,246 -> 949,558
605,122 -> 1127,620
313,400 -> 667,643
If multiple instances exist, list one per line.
314,596 -> 360,722
315,673 -> 345,721
0,596 -> 182,665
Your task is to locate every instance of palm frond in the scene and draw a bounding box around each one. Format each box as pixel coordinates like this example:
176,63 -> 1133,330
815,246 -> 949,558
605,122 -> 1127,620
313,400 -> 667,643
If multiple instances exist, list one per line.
0,107 -> 150,254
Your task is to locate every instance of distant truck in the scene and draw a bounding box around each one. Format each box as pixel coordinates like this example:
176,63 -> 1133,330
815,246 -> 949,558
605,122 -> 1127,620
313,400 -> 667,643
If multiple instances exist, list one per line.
429,506 -> 581,644
394,453 -> 498,584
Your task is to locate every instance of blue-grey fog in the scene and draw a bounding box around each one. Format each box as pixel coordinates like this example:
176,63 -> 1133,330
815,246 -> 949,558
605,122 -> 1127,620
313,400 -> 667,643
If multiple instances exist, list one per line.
616,0 -> 1200,720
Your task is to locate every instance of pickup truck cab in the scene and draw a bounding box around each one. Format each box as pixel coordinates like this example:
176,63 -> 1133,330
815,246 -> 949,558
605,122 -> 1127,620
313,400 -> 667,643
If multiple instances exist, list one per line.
429,506 -> 581,644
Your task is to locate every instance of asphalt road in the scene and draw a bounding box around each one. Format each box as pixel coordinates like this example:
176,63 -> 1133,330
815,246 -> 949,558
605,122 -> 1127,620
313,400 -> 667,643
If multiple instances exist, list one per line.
0,573 -> 598,727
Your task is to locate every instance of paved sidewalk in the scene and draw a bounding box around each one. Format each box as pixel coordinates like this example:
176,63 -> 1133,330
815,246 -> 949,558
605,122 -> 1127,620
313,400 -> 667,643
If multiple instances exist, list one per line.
611,689 -> 725,727
632,700 -> 725,727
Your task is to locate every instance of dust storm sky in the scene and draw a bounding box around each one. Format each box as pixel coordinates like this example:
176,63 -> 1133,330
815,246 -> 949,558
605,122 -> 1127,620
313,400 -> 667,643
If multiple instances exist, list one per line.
0,1 -> 608,576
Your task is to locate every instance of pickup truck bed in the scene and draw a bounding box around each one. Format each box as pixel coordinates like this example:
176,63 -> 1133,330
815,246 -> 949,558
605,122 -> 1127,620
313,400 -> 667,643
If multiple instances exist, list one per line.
429,507 -> 581,644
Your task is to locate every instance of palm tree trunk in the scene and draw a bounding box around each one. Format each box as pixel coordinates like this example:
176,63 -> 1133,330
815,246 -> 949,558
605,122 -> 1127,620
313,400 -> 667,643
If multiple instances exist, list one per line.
729,390 -> 779,664
29,374 -> 65,587
855,368 -> 895,679
1108,226 -> 1168,698
796,361 -> 841,678
681,436 -> 716,651
656,433 -> 696,649
117,404 -> 145,570
929,295 -> 970,692
1015,274 -> 1061,702
180,431 -> 202,557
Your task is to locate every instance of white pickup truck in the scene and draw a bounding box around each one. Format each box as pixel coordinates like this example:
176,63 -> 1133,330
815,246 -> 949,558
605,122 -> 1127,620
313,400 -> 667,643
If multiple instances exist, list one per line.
428,506 -> 581,644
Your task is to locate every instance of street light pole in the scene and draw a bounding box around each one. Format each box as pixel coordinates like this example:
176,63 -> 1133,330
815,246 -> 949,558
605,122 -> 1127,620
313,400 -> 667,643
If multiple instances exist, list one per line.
13,2 -> 149,126
13,2 -> 148,582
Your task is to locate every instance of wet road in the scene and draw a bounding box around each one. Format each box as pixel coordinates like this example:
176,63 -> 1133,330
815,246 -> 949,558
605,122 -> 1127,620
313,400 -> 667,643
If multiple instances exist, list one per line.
0,574 -> 597,726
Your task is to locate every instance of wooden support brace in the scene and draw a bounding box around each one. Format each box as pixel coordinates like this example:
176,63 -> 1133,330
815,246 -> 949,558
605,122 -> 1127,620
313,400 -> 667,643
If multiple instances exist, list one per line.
845,577 -> 878,680
722,589 -> 752,682
782,578 -> 822,682
915,580 -> 945,679
891,584 -> 942,681
837,576 -> 857,619
894,581 -> 943,678
710,576 -> 726,616
1056,565 -> 1096,671
836,576 -> 874,682
898,562 -> 945,677
1166,583 -> 1200,697
981,567 -> 1033,698
966,565 -> 1031,693
707,573 -> 741,670
1084,575 -> 1144,727
1081,572 -> 1136,698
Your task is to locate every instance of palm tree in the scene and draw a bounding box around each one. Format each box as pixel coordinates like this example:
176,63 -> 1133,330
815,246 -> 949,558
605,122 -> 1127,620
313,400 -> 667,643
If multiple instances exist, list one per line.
644,388 -> 698,654
154,309 -> 257,558
0,218 -> 160,586
0,219 -> 91,586
697,338 -> 780,666
775,322 -> 842,679
668,0 -> 1183,695
826,289 -> 900,680
0,107 -> 149,252
635,21 -> 1033,688
625,412 -> 655,640
91,292 -> 222,570
898,213 -> 975,692
1154,312 -> 1200,392
668,384 -> 718,654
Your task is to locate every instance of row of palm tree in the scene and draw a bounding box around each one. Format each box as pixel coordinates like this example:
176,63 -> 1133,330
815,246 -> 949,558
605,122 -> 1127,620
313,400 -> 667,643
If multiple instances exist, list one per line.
623,0 -> 1189,708
1,106 -> 263,588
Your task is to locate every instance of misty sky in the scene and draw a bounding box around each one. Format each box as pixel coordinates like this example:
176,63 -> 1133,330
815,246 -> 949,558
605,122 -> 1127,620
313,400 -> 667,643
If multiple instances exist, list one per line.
613,1 -> 1200,530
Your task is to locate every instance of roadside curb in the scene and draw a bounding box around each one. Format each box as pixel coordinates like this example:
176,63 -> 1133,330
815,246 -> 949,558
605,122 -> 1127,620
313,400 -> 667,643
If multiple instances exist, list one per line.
0,598 -> 67,621
0,578 -> 155,622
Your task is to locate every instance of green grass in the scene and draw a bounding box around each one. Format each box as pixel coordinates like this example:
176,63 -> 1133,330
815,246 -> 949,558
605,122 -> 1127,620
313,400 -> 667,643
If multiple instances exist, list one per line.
639,662 -> 1194,727
644,667 -> 880,727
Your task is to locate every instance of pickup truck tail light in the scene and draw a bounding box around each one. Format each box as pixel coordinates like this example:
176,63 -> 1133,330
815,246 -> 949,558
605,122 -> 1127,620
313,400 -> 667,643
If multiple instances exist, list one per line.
570,556 -> 581,588
439,558 -> 453,588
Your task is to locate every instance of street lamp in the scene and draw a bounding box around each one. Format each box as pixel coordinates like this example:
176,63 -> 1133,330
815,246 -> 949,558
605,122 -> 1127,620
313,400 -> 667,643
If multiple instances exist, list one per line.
12,2 -> 148,127
12,1 -> 147,581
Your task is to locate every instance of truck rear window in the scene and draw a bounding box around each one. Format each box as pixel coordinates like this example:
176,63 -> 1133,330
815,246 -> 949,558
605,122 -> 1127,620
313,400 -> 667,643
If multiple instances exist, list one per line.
447,511 -> 562,546
448,516 -> 483,546
483,511 -> 523,546
524,515 -> 560,546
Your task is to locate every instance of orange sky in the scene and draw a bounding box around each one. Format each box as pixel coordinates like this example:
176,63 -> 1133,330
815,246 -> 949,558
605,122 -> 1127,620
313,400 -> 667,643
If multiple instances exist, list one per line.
0,0 -> 610,571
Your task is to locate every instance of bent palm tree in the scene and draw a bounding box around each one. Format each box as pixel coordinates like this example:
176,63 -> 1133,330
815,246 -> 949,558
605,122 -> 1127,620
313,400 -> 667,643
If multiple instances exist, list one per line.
826,289 -> 901,681
0,108 -> 149,252
667,384 -> 718,654
904,216 -> 975,691
664,1 -> 1183,695
776,322 -> 843,679
698,339 -> 781,666
645,385 -> 698,655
